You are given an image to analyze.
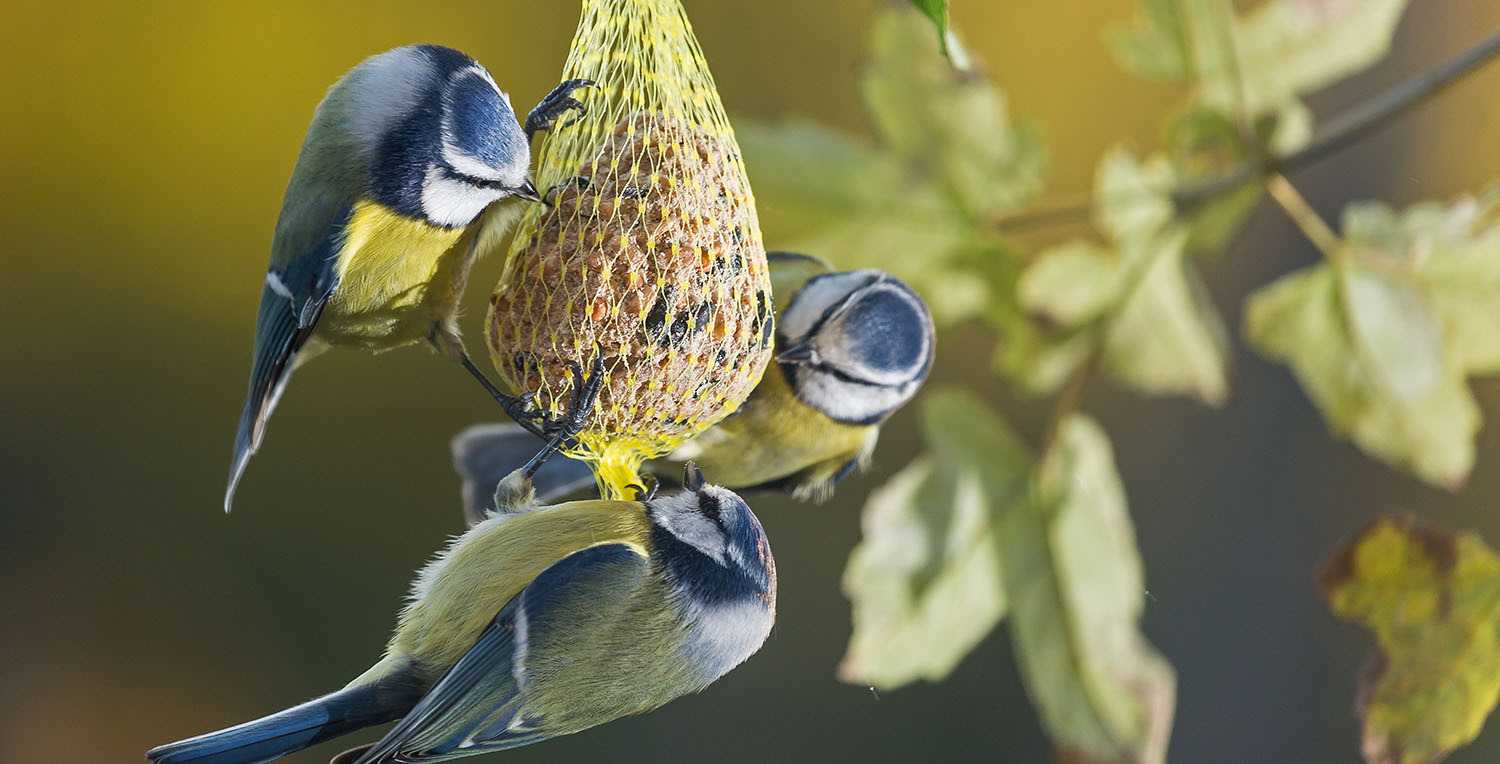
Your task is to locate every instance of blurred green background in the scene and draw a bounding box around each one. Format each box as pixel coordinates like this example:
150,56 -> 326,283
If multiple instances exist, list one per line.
3,1 -> 1500,762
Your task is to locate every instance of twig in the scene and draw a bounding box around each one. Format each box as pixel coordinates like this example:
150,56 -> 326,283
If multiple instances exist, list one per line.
1265,173 -> 1342,256
994,26 -> 1500,232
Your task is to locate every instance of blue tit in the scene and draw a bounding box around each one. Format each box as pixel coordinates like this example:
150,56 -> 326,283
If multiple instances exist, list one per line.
225,44 -> 593,511
450,251 -> 935,517
146,463 -> 776,764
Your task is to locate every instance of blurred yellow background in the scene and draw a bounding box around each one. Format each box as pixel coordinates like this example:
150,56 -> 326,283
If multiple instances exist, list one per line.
2,1 -> 1499,762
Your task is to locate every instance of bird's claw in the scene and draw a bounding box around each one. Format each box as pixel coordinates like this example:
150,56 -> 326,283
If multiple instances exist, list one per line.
541,175 -> 590,207
630,475 -> 660,502
525,78 -> 595,141
514,392 -> 546,420
543,356 -> 606,442
519,356 -> 607,478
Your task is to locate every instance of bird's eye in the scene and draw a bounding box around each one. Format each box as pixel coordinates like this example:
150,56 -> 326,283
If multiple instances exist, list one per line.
698,494 -> 722,521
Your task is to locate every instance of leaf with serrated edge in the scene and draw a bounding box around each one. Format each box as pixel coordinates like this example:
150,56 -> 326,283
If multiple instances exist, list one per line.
1245,260 -> 1478,488
1109,0 -> 1407,118
840,389 -> 1030,688
1096,146 -> 1175,245
1225,0 -> 1407,117
1001,416 -> 1175,764
1246,189 -> 1500,488
1317,515 -> 1500,764
1072,146 -> 1231,404
1343,189 -> 1500,375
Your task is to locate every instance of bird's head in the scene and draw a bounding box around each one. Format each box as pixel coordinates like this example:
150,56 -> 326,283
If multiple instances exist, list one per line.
341,45 -> 536,227
775,269 -> 935,425
646,464 -> 776,679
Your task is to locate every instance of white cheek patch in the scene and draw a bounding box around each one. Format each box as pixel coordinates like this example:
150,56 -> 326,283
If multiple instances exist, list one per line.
797,368 -> 912,426
669,514 -> 729,566
421,166 -> 506,227
814,330 -> 922,389
443,144 -> 506,182
440,141 -> 529,192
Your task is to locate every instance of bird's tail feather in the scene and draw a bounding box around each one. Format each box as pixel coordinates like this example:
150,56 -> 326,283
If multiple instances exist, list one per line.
146,681 -> 415,764
225,287 -> 314,512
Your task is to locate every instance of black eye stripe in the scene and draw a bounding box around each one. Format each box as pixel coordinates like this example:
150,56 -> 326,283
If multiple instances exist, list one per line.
439,163 -> 508,191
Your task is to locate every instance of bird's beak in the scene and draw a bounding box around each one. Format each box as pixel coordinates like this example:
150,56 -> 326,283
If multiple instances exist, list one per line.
683,461 -> 705,492
776,344 -> 819,366
514,179 -> 541,202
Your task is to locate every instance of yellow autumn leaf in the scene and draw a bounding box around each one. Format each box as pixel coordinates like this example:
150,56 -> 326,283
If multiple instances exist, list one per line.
1317,515 -> 1500,764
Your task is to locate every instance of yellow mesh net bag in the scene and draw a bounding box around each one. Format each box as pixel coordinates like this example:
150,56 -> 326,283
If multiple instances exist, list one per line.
485,0 -> 773,499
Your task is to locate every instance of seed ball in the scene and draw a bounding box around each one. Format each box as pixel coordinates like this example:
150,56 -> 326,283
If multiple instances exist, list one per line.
487,113 -> 771,453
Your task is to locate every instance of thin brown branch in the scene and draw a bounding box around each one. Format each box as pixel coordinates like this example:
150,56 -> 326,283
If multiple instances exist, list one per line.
1265,173 -> 1342,256
994,26 -> 1500,233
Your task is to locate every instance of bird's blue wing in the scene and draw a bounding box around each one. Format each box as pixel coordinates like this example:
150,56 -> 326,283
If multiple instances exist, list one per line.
224,201 -> 354,512
353,543 -> 649,763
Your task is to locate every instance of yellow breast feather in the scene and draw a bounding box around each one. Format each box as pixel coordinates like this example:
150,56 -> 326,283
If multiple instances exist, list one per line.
317,200 -> 472,349
388,501 -> 652,671
671,363 -> 872,492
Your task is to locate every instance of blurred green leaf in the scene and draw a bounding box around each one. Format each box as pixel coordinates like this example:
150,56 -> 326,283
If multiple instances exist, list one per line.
979,240 -> 1095,395
1107,0 -> 1236,94
939,90 -> 1048,219
1317,515 -> 1500,764
861,4 -> 1047,217
1164,108 -> 1260,255
1012,146 -> 1230,404
1096,146 -> 1175,244
1228,0 -> 1407,117
738,120 -> 987,326
741,4 -> 1046,329
1245,189 -> 1500,488
1267,98 -> 1314,156
1343,190 -> 1500,374
1018,240 -> 1121,328
840,389 -> 1031,688
1103,229 -> 1230,405
1245,263 -> 1472,487
1001,416 -> 1176,764
1106,0 -> 1193,80
1110,0 -> 1407,118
